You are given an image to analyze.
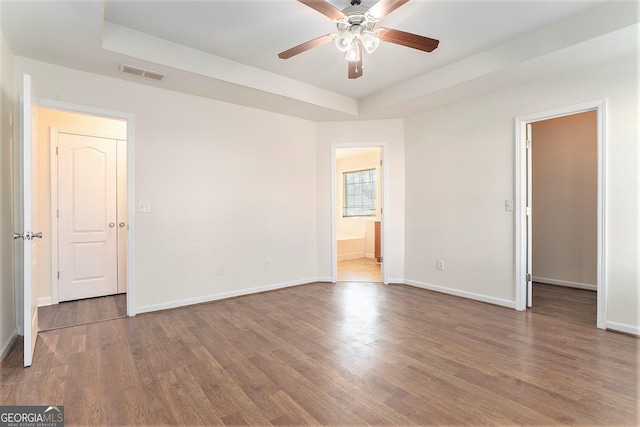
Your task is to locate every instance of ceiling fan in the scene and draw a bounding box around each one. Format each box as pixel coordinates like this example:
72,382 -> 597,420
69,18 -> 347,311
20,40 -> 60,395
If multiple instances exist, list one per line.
278,0 -> 439,79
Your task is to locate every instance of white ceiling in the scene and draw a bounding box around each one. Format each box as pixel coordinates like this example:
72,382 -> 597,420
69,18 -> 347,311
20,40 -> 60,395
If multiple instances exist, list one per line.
1,0 -> 638,121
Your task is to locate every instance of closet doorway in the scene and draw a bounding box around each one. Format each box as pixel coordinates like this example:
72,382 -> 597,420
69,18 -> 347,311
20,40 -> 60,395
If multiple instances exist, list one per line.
37,108 -> 128,330
530,111 -> 597,325
515,100 -> 605,329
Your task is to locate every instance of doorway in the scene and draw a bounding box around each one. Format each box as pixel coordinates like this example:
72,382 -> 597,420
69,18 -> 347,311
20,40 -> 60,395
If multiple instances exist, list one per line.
334,147 -> 383,283
36,107 -> 128,330
515,100 -> 606,329
531,111 -> 597,324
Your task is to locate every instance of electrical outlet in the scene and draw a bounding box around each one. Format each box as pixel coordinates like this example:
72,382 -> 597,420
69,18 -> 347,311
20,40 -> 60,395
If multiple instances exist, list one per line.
437,259 -> 445,271
265,259 -> 272,270
216,265 -> 224,276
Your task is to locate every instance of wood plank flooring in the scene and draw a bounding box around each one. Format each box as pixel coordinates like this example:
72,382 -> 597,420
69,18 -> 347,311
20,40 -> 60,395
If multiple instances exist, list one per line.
1,282 -> 637,426
338,257 -> 381,282
38,294 -> 127,331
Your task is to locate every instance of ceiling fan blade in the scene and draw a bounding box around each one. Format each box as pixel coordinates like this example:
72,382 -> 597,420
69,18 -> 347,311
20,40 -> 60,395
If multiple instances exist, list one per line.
278,34 -> 335,59
348,44 -> 363,79
298,0 -> 346,21
367,0 -> 410,19
378,28 -> 439,52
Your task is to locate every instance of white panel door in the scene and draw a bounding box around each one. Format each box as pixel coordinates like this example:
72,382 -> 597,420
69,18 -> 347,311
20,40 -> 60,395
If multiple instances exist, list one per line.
58,133 -> 118,301
17,75 -> 40,367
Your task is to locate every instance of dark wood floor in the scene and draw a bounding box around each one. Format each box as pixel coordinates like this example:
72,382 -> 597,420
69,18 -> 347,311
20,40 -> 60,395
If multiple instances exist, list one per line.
38,294 -> 127,331
1,282 -> 637,426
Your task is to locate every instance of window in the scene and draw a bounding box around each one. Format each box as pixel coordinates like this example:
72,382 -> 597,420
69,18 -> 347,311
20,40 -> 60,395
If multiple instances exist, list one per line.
343,168 -> 376,217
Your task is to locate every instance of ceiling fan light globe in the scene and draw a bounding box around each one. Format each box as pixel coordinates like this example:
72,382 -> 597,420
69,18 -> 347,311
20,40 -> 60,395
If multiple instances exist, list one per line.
345,42 -> 361,62
335,31 -> 354,52
361,32 -> 380,53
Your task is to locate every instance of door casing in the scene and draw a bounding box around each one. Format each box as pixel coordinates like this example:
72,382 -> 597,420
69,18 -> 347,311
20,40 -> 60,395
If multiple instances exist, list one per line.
514,99 -> 606,329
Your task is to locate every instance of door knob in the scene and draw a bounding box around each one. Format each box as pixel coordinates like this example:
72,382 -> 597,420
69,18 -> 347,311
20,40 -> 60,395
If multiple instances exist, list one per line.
119,222 -> 126,227
13,231 -> 42,240
109,223 -> 115,227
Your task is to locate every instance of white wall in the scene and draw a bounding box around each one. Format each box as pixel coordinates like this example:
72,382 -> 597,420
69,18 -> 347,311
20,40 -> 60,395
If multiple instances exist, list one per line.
0,29 -> 16,359
35,108 -> 127,305
317,120 -> 405,283
404,54 -> 639,331
14,57 -> 318,313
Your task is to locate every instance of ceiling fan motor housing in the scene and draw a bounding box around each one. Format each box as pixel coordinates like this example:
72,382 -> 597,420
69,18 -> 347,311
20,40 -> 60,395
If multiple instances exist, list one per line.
337,5 -> 376,34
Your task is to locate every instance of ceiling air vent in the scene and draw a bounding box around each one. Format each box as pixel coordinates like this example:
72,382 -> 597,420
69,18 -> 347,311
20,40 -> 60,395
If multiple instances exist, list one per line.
118,63 -> 166,82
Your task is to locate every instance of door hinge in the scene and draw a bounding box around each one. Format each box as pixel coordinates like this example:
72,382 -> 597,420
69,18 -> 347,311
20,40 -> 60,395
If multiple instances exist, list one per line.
526,273 -> 532,282
379,256 -> 383,263
526,207 -> 532,216
56,146 -> 58,155
57,271 -> 60,280
56,209 -> 59,218
526,139 -> 532,149
380,159 -> 383,166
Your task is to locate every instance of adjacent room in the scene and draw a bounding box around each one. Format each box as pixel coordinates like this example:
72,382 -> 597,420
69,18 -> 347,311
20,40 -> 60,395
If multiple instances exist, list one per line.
0,0 -> 637,425
35,108 -> 128,331
530,111 -> 598,321
335,147 -> 382,283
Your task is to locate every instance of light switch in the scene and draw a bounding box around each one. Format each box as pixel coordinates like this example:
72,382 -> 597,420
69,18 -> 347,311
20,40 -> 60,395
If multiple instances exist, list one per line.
137,200 -> 152,213
505,200 -> 513,212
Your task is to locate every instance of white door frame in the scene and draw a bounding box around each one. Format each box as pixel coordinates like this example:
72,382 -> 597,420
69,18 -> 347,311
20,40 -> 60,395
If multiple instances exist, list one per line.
514,99 -> 606,329
331,143 -> 389,284
50,127 -> 126,305
39,99 -> 137,317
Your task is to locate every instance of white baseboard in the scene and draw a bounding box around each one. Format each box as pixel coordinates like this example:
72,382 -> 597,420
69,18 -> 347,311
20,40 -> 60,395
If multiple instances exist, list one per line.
606,321 -> 640,336
365,253 -> 374,259
337,252 -> 365,261
136,277 -> 318,315
404,279 -> 515,309
387,277 -> 404,285
0,330 -> 18,363
38,296 -> 53,307
533,276 -> 596,291
317,276 -> 333,283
